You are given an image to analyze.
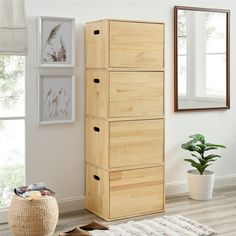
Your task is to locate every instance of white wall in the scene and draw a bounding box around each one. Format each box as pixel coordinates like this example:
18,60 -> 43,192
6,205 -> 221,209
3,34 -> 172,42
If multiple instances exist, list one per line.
25,0 -> 236,211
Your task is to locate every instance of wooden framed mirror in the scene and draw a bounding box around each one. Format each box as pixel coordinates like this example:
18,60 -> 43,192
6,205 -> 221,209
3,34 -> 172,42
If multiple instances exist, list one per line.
174,6 -> 230,111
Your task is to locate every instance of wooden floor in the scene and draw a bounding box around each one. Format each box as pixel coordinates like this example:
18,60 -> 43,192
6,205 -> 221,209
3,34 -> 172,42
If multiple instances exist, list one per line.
1,185 -> 236,235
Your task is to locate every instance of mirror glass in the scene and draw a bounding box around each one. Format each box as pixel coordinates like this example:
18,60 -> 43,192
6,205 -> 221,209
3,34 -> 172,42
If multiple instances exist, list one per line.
174,7 -> 230,111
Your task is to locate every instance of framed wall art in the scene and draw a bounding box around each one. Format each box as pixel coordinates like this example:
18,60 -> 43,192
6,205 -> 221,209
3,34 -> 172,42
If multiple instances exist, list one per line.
38,16 -> 75,67
38,74 -> 75,124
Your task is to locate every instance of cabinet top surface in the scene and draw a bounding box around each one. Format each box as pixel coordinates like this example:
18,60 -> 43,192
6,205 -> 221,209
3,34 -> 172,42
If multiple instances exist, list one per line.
86,19 -> 165,25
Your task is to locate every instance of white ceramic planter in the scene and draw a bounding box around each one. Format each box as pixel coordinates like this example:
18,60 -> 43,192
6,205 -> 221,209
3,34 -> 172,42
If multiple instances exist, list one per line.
187,169 -> 215,200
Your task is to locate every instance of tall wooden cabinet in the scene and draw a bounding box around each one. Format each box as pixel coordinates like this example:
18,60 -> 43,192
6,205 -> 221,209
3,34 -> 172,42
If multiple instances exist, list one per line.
85,19 -> 165,220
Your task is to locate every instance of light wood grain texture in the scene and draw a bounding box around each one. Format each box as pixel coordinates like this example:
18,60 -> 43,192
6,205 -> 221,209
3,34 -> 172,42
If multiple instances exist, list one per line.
86,69 -> 109,118
109,119 -> 164,168
86,19 -> 164,24
108,68 -> 165,71
86,164 -> 109,219
86,117 -> 109,169
86,20 -> 109,68
109,166 -> 164,219
110,21 -> 164,68
107,116 -> 164,121
86,70 -> 164,118
86,164 -> 164,220
109,71 -> 164,117
86,118 -> 164,170
86,19 -> 165,220
86,20 -> 164,69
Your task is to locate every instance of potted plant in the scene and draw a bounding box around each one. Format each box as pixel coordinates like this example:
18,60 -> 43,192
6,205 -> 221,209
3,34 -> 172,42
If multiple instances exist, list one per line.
181,134 -> 226,200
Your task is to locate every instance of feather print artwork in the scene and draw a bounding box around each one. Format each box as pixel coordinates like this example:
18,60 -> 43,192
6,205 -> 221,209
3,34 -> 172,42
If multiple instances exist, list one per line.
43,23 -> 62,49
43,22 -> 67,62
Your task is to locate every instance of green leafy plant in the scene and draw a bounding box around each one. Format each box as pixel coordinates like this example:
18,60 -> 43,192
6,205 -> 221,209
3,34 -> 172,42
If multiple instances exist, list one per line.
181,134 -> 226,175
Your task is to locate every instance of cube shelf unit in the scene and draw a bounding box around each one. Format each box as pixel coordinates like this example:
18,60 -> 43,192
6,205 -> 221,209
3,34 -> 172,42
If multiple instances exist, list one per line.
85,19 -> 165,220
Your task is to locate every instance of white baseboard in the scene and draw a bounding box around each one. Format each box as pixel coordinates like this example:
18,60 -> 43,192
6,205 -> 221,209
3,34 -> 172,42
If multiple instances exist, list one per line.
166,180 -> 188,196
57,196 -> 86,214
214,174 -> 236,188
0,207 -> 8,223
166,173 -> 236,196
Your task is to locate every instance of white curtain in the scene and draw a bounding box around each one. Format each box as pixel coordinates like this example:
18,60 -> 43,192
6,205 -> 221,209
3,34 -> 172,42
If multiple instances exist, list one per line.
0,0 -> 27,55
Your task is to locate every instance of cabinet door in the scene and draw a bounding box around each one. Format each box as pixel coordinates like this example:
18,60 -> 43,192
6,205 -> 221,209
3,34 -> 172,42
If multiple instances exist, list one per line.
109,167 -> 164,218
86,21 -> 109,68
86,164 -> 109,219
109,72 -> 164,118
86,117 -> 109,169
109,119 -> 164,168
86,69 -> 109,118
110,21 -> 164,68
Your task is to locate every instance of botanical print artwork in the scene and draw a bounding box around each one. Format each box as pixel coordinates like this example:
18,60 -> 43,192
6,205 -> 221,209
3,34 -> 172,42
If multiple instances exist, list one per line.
40,17 -> 74,66
39,75 -> 74,123
43,86 -> 70,120
43,23 -> 67,63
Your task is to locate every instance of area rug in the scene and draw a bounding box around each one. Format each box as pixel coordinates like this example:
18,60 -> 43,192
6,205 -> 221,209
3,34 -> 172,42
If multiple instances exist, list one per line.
90,215 -> 217,236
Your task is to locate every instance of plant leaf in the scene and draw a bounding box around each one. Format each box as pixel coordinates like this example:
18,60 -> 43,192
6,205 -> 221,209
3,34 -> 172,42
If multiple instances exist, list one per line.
204,154 -> 222,161
205,146 -> 218,151
198,164 -> 211,175
196,144 -> 206,150
205,143 -> 226,148
182,143 -> 201,152
189,134 -> 205,144
184,158 -> 199,166
181,140 -> 194,149
197,158 -> 208,165
191,153 -> 199,158
184,159 -> 210,174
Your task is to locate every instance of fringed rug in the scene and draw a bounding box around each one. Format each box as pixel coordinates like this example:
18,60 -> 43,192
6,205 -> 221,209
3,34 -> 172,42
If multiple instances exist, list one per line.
90,215 -> 216,236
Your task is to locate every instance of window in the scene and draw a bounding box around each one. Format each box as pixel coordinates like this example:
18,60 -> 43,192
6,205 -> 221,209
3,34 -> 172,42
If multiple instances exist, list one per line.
205,12 -> 226,97
0,55 -> 25,208
177,10 -> 187,96
178,11 -> 226,100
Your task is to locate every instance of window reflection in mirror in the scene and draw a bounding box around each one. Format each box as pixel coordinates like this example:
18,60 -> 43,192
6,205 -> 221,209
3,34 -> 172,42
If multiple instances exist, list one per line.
174,7 -> 230,111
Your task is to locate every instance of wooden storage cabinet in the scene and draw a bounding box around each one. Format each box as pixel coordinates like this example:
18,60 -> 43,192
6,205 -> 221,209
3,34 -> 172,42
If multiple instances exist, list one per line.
86,164 -> 164,220
86,19 -> 165,220
86,70 -> 164,118
86,117 -> 164,169
86,20 -> 164,69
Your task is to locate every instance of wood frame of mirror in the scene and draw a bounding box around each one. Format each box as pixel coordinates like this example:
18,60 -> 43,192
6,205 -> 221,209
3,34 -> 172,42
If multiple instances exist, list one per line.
174,6 -> 230,112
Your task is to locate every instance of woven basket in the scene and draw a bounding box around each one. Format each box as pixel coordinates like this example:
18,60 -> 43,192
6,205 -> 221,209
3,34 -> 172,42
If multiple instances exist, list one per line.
8,195 -> 59,236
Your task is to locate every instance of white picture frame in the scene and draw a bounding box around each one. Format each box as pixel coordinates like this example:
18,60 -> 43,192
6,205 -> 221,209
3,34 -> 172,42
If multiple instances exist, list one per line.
38,74 -> 75,124
38,16 -> 75,67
